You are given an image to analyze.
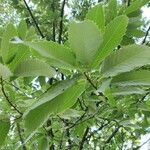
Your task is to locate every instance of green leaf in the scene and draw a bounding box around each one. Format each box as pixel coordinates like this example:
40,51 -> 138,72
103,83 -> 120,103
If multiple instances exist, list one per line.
101,45 -> 150,77
112,86 -> 146,96
1,24 -> 17,63
86,4 -> 105,32
69,20 -> 103,65
0,120 -> 10,147
92,15 -> 128,68
0,63 -> 12,79
18,20 -> 27,39
14,59 -> 56,77
24,79 -> 86,133
22,41 -> 76,70
38,137 -> 48,150
112,70 -> 150,86
125,0 -> 149,15
105,0 -> 117,24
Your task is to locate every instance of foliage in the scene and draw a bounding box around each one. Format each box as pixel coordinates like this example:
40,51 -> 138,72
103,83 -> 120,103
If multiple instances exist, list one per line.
0,0 -> 150,149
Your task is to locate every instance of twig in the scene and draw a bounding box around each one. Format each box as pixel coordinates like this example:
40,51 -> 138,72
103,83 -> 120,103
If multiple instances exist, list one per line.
0,77 -> 23,115
105,126 -> 120,144
79,127 -> 90,150
133,137 -> 150,150
23,0 -> 45,38
142,26 -> 150,44
17,123 -> 27,150
65,122 -> 72,150
127,0 -> 131,6
58,0 -> 66,43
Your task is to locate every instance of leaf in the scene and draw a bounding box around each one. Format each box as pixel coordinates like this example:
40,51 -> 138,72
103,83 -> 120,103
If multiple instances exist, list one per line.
1,24 -> 17,63
0,120 -> 10,147
14,59 -> 56,77
92,15 -> 128,68
24,79 -> 86,133
86,4 -> 105,32
101,45 -> 150,77
125,0 -> 149,15
69,20 -> 103,65
112,70 -> 150,86
112,86 -> 146,96
22,41 -> 76,69
18,20 -> 27,39
105,0 -> 117,24
38,137 -> 48,150
0,63 -> 12,79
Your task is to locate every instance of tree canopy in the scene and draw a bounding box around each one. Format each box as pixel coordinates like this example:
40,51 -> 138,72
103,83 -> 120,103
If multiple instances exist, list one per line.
0,0 -> 150,149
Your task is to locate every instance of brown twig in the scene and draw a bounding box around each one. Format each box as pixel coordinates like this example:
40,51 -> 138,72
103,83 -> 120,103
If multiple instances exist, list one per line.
58,0 -> 66,43
23,0 -> 45,38
0,77 -> 23,115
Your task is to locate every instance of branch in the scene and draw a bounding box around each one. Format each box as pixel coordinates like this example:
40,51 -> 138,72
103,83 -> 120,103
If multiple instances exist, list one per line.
105,126 -> 120,144
23,0 -> 45,38
51,0 -> 56,42
0,77 -> 23,115
17,123 -> 27,150
58,0 -> 66,43
79,127 -> 90,150
142,26 -> 150,44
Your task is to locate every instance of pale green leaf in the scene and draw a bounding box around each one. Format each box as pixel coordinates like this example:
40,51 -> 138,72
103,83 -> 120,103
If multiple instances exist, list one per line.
18,20 -> 27,39
22,41 -> 76,69
1,24 -> 17,63
105,0 -> 117,24
125,0 -> 149,15
112,70 -> 150,86
92,15 -> 128,68
0,63 -> 12,79
14,59 -> 56,77
24,79 -> 86,133
69,20 -> 103,65
101,45 -> 150,77
86,4 -> 105,32
0,120 -> 10,147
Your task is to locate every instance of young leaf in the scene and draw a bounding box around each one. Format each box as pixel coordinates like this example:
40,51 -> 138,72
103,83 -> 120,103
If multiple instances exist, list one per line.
92,15 -> 128,68
24,79 -> 86,133
14,59 -> 56,77
0,63 -> 12,79
112,70 -> 150,86
0,120 -> 10,148
69,20 -> 103,65
86,4 -> 105,32
101,45 -> 150,77
22,41 -> 76,69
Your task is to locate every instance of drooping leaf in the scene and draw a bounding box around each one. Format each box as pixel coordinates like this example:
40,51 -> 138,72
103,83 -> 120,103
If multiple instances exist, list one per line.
86,4 -> 105,32
22,41 -> 76,69
24,79 -> 86,133
92,15 -> 128,68
0,63 -> 12,79
125,0 -> 149,15
0,120 -> 10,147
101,45 -> 150,77
69,20 -> 103,65
112,70 -> 150,86
14,59 -> 56,77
